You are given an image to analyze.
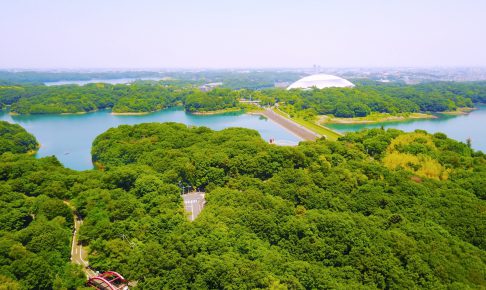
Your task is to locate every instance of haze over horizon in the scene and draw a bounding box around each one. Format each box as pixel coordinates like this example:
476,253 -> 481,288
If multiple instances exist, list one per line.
1,0 -> 485,69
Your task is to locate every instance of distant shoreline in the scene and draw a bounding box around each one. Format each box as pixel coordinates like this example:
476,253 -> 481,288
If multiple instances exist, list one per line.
321,108 -> 479,124
4,106 -> 479,120
111,111 -> 153,116
321,113 -> 437,124
9,109 -> 99,116
438,107 -> 476,116
60,111 -> 90,115
188,108 -> 243,115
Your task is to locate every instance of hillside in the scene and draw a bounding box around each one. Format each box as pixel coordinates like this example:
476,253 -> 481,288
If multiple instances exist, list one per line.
0,122 -> 485,289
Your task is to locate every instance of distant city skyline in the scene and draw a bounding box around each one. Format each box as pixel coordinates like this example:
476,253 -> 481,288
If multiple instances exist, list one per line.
1,0 -> 485,69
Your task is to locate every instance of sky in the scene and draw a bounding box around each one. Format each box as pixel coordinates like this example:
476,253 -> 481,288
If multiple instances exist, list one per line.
1,0 -> 485,69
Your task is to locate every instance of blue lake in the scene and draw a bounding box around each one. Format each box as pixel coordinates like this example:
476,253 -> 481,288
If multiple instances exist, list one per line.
2,106 -> 485,171
44,77 -> 165,86
327,106 -> 486,153
0,108 -> 300,170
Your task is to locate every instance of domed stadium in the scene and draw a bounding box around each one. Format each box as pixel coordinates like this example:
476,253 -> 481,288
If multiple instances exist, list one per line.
287,74 -> 355,90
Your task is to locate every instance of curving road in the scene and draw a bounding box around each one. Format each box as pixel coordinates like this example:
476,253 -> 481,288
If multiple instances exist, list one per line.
71,214 -> 97,278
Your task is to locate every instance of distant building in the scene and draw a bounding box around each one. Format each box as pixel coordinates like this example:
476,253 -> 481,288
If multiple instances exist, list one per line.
287,74 -> 355,90
238,99 -> 261,106
199,82 -> 223,92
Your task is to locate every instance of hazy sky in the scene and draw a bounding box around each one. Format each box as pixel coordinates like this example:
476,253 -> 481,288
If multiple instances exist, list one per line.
1,0 -> 485,69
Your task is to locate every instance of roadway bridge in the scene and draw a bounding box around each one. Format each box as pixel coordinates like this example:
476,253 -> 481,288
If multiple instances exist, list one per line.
67,202 -> 130,289
87,271 -> 128,290
67,191 -> 206,289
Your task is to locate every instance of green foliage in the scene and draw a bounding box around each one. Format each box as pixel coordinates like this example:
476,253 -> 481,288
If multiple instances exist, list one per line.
87,123 -> 485,289
2,81 -> 485,117
92,123 -> 292,185
0,169 -> 84,289
184,88 -> 240,112
274,81 -> 486,117
0,70 -> 302,90
0,83 -> 245,115
0,121 -> 38,154
0,139 -> 97,289
1,83 -> 186,114
1,122 -> 485,289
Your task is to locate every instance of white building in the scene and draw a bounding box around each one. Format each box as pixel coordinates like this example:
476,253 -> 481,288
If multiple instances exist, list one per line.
287,74 -> 355,90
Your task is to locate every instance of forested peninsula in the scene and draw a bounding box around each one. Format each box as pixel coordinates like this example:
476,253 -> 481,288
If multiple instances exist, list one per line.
1,121 -> 485,289
1,81 -> 485,118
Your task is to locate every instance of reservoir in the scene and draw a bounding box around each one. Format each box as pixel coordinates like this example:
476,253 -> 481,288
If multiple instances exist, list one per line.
1,106 -> 485,171
0,108 -> 300,170
327,106 -> 486,153
44,77 -> 166,86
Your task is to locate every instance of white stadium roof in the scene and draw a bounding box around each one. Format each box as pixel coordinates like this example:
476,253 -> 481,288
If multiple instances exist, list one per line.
287,74 -> 355,90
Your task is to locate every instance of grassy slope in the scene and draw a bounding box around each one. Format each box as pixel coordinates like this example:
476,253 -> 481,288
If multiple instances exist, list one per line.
273,108 -> 342,141
322,112 -> 436,124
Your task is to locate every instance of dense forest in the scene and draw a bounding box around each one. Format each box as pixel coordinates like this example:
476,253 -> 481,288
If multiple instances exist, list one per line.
1,81 -> 485,117
0,121 -> 38,154
0,84 -> 185,114
0,84 -> 245,114
1,120 -> 484,289
269,81 -> 486,118
0,71 -> 164,85
184,88 -> 240,112
0,123 -> 86,289
0,70 -> 302,90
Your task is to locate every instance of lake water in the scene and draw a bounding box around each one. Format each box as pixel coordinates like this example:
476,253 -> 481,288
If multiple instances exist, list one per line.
2,107 -> 485,171
327,106 -> 486,153
0,108 -> 300,170
44,77 -> 166,86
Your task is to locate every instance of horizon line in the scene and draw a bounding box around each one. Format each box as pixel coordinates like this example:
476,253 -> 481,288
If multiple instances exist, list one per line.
2,66 -> 486,72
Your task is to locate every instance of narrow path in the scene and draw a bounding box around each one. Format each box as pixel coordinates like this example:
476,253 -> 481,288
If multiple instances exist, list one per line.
182,192 -> 206,221
64,201 -> 97,278
65,201 -> 136,289
260,108 -> 320,141
71,214 -> 97,278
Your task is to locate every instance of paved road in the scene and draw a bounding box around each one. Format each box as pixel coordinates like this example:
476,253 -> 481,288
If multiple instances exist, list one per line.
71,214 -> 97,278
66,202 -> 136,289
182,192 -> 206,221
260,108 -> 320,141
